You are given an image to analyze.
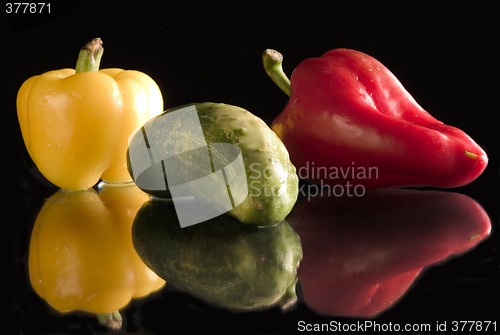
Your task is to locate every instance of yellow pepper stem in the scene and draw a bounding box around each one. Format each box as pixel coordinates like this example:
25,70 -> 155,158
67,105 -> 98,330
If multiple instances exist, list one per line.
75,37 -> 104,73
96,311 -> 123,330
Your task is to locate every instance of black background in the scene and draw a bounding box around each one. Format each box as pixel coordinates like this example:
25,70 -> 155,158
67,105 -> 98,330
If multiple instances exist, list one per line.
4,1 -> 499,334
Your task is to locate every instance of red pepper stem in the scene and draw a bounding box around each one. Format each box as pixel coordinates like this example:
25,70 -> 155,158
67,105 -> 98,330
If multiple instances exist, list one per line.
75,37 -> 104,73
262,49 -> 291,97
96,311 -> 123,330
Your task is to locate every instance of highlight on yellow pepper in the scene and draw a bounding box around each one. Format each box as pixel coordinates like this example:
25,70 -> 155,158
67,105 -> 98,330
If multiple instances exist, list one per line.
28,183 -> 166,330
17,37 -> 164,191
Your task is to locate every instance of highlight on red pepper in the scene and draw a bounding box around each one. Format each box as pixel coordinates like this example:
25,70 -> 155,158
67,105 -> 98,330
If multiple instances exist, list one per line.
262,49 -> 488,190
28,184 -> 166,330
288,188 -> 491,318
17,37 -> 164,191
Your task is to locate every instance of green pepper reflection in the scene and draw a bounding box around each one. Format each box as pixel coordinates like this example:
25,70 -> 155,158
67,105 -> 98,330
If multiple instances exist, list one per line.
132,199 -> 303,311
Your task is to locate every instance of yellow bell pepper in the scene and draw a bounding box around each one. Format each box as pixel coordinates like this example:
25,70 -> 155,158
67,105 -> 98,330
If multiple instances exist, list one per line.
28,183 -> 166,330
17,37 -> 164,191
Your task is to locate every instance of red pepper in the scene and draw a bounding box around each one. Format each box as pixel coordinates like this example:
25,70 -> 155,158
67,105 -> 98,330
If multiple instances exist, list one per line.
263,49 -> 488,189
289,188 -> 491,317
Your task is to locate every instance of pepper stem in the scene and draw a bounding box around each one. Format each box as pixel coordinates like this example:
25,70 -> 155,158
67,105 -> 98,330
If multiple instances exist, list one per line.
75,37 -> 104,73
278,277 -> 298,311
262,49 -> 291,97
96,311 -> 123,330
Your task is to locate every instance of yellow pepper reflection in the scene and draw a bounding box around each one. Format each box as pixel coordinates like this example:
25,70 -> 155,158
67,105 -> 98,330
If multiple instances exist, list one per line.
28,183 -> 166,330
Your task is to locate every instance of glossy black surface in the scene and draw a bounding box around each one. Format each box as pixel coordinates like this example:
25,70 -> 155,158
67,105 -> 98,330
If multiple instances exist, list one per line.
6,1 -> 499,334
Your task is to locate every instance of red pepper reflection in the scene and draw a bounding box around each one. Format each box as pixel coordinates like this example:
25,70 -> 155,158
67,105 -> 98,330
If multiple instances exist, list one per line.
288,188 -> 491,318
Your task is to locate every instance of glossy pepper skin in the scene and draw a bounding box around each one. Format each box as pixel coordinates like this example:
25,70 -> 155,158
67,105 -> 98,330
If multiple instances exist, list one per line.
288,188 -> 491,317
263,49 -> 488,189
17,38 -> 164,191
28,184 -> 166,329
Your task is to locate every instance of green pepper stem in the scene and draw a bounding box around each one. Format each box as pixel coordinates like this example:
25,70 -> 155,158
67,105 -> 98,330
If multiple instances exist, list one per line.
75,37 -> 104,73
262,49 -> 291,97
278,277 -> 298,311
96,310 -> 123,330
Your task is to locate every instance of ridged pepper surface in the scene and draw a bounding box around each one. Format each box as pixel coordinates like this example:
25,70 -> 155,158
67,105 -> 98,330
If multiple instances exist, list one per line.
263,49 -> 488,189
17,38 -> 164,191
